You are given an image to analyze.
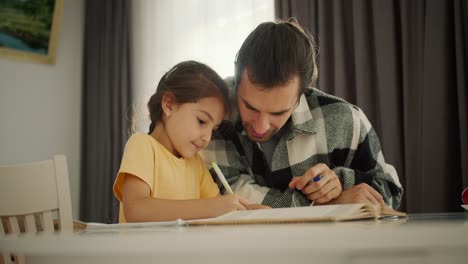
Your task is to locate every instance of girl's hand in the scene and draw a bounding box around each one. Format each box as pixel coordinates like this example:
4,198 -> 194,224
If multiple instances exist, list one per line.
245,204 -> 271,210
289,163 -> 342,204
210,194 -> 248,216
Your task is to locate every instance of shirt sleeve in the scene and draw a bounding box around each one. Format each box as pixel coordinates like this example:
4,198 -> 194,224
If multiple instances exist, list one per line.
196,155 -> 220,198
336,107 -> 403,209
201,140 -> 310,208
113,134 -> 155,202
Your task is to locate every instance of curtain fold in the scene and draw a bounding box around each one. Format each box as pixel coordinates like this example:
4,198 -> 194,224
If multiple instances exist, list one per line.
80,0 -> 132,223
454,0 -> 468,197
276,0 -> 468,213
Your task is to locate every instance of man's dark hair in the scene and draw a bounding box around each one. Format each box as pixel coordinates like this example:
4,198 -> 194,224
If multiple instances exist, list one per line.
235,18 -> 318,95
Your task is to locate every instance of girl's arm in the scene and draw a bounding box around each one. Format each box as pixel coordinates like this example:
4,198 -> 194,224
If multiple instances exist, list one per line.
121,174 -> 249,222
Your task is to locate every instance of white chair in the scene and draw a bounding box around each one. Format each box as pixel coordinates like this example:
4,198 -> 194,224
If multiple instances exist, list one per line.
0,155 -> 73,264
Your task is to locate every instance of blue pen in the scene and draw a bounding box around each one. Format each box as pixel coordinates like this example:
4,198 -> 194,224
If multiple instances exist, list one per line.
310,175 -> 323,206
312,175 -> 323,183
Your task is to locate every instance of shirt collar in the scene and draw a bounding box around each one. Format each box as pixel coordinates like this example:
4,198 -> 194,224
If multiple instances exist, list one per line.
290,89 -> 316,135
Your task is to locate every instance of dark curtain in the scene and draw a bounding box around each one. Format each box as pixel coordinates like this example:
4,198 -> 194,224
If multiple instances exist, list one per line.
80,0 -> 132,223
276,0 -> 468,213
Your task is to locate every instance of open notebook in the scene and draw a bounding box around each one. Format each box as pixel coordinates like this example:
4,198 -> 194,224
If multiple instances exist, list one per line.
74,203 -> 406,230
188,203 -> 406,225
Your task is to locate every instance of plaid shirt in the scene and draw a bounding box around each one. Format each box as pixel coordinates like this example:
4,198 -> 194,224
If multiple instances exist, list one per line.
200,78 -> 403,209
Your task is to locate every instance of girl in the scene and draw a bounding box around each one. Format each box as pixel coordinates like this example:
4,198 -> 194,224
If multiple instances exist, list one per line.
113,61 -> 250,223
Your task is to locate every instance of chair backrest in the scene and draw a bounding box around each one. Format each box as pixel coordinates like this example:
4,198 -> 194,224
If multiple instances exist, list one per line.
0,155 -> 73,263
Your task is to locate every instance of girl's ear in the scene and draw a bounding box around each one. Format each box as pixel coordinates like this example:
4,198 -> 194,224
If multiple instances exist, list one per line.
161,92 -> 177,117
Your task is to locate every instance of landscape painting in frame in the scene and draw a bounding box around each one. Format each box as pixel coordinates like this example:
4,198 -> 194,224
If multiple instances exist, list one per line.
0,0 -> 63,64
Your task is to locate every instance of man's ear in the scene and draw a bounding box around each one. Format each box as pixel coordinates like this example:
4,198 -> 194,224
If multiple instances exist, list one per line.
161,92 -> 177,117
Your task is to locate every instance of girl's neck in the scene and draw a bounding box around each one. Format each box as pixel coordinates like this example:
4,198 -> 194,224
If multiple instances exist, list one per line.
150,122 -> 179,158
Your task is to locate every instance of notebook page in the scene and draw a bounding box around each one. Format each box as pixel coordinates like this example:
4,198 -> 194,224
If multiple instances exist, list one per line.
188,203 -> 367,225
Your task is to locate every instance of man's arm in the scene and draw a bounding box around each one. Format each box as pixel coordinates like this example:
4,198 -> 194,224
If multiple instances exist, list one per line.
201,139 -> 311,208
207,162 -> 311,208
331,108 -> 404,209
332,142 -> 403,208
229,173 -> 311,208
288,106 -> 403,209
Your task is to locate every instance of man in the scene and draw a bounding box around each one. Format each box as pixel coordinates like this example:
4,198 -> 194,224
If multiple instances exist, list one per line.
200,19 -> 403,209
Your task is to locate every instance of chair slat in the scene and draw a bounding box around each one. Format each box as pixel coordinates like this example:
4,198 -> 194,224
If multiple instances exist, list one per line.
23,214 -> 37,233
1,217 -> 14,264
1,253 -> 14,264
0,217 -> 5,234
7,217 -> 20,234
14,255 -> 25,263
41,211 -> 54,233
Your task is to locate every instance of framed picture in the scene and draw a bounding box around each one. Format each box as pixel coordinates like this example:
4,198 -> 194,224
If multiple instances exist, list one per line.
0,0 -> 64,64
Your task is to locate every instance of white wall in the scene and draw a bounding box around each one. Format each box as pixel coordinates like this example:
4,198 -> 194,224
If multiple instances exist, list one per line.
0,0 -> 84,218
0,0 -> 272,219
131,0 -> 274,132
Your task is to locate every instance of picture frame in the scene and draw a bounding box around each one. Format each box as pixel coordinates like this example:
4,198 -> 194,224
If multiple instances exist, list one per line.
0,0 -> 64,64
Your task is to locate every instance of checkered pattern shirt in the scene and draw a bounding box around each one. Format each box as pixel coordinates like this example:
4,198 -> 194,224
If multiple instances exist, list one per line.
200,79 -> 403,209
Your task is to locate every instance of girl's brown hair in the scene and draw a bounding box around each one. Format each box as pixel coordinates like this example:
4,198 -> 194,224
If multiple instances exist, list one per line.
147,60 -> 230,133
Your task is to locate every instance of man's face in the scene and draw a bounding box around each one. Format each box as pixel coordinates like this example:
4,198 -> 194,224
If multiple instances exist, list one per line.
237,69 -> 300,143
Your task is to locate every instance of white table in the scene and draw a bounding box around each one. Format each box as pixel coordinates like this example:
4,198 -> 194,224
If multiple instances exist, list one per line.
1,213 -> 468,264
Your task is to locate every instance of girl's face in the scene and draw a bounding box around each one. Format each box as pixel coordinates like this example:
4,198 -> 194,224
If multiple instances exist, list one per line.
162,96 -> 225,158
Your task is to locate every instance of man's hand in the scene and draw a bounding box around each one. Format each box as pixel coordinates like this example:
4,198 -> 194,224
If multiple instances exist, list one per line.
288,163 -> 342,204
320,183 -> 384,205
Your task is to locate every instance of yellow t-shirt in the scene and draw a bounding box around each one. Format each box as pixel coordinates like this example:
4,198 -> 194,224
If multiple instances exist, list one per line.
113,133 -> 220,223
